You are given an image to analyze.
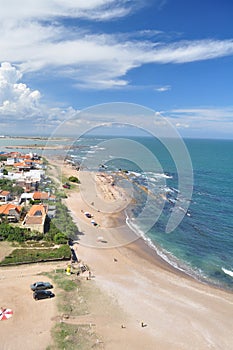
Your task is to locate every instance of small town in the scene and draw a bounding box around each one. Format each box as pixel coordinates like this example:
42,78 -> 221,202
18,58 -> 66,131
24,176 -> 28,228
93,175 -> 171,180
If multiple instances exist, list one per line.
0,151 -> 79,255
0,151 -> 55,234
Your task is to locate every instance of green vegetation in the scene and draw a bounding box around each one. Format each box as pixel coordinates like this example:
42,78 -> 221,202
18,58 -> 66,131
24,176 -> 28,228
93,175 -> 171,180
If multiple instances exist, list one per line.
53,232 -> 68,244
12,185 -> 24,196
50,323 -> 98,350
51,202 -> 79,240
0,160 -> 80,267
0,178 -> 15,192
68,176 -> 80,184
54,190 -> 67,199
0,244 -> 70,265
45,270 -> 102,350
45,269 -> 77,292
0,223 -> 43,242
0,178 -> 24,196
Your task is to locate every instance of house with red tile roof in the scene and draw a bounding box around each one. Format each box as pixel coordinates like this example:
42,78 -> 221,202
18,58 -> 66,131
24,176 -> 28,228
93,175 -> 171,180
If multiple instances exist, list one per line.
0,190 -> 11,203
22,204 -> 48,233
13,162 -> 31,171
0,203 -> 21,222
32,191 -> 56,201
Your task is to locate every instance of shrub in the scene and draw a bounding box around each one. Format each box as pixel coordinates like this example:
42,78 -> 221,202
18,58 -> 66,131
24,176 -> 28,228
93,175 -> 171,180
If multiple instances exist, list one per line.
54,232 -> 68,244
68,176 -> 80,183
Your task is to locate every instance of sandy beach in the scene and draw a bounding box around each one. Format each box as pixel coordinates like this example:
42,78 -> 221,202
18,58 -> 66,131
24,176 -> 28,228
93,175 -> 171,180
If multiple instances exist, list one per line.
59,158 -> 233,349
0,157 -> 233,349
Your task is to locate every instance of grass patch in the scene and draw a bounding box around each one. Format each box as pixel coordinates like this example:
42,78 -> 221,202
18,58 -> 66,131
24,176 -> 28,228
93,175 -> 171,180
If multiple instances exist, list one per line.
0,244 -> 70,265
45,269 -> 88,316
46,269 -> 77,292
50,323 -> 99,350
45,269 -> 103,350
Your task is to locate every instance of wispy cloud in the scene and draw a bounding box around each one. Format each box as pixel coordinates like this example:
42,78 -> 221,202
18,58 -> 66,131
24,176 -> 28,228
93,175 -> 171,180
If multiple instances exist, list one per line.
154,85 -> 171,92
165,107 -> 233,137
1,2 -> 233,89
168,107 -> 233,121
0,0 -> 139,21
2,27 -> 233,90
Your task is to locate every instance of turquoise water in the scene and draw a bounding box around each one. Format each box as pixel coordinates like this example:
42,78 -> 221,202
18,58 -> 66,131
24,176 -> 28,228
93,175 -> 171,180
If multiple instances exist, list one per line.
1,136 -> 233,290
69,136 -> 233,290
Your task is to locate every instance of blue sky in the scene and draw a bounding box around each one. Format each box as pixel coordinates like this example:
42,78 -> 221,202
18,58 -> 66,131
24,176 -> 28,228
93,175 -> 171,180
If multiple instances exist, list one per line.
0,0 -> 233,138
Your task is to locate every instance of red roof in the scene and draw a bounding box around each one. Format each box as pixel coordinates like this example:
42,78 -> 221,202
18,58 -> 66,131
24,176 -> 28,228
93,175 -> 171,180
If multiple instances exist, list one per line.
27,204 -> 47,217
0,190 -> 10,196
32,192 -> 49,200
0,203 -> 21,215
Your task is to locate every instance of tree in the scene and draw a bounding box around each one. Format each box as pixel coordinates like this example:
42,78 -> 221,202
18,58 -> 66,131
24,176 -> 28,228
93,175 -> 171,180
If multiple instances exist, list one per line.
54,232 -> 68,244
12,185 -> 24,196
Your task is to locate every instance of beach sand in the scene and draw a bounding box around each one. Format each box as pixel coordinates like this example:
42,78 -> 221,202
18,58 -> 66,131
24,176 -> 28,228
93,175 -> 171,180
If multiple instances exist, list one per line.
60,158 -> 233,350
0,157 -> 233,349
0,262 -> 57,350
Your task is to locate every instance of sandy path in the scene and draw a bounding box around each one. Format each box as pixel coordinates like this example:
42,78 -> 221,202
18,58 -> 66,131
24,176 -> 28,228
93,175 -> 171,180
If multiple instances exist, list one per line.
0,242 -> 14,261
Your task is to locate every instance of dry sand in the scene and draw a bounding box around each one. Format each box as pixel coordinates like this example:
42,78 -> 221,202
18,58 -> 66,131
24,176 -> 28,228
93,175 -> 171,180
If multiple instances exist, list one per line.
0,158 -> 233,350
0,261 -> 58,350
61,159 -> 233,350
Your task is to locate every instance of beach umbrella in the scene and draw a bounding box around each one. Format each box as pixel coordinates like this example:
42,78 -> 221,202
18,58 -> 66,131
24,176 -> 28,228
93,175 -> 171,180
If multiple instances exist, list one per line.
0,308 -> 13,321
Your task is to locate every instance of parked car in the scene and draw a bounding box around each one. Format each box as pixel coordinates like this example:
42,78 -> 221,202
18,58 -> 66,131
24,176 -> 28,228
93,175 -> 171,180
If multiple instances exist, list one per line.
33,290 -> 55,301
63,182 -> 70,189
30,281 -> 53,291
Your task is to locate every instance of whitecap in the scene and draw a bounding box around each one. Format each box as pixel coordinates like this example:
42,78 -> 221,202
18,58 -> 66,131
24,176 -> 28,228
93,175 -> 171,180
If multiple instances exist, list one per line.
222,267 -> 233,277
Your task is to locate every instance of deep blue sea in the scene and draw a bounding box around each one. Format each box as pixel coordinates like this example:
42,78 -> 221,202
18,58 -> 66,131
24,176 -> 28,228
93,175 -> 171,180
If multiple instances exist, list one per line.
1,136 -> 233,290
66,136 -> 233,291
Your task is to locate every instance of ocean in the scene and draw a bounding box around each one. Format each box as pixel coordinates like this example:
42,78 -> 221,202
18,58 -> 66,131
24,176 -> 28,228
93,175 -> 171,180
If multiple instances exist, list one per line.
1,136 -> 233,291
66,136 -> 233,291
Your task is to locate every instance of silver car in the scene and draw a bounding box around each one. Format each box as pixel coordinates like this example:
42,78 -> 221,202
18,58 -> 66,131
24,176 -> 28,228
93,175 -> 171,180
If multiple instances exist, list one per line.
30,281 -> 53,291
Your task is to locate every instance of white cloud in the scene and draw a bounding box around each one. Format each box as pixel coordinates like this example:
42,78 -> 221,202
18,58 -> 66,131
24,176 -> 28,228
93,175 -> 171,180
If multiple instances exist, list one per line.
154,85 -> 171,92
165,107 -> 233,138
0,2 -> 233,89
146,40 -> 233,64
0,1 -> 233,138
0,62 -> 41,116
0,62 -> 79,135
0,0 -> 138,21
2,31 -> 233,90
168,107 -> 233,121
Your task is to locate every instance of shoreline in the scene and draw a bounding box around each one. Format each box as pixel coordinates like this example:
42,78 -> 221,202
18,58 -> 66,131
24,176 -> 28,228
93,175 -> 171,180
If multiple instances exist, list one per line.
1,154 -> 233,349
62,162 -> 229,292
51,156 -> 232,291
52,157 -> 233,349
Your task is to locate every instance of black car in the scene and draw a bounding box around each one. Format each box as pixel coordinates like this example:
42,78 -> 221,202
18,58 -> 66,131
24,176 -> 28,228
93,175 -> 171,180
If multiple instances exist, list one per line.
30,281 -> 53,291
33,290 -> 55,300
